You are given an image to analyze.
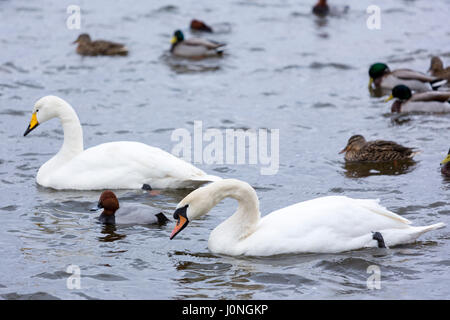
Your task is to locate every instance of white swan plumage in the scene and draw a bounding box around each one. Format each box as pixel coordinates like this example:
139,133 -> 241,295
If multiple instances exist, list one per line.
23,95 -> 221,190
169,179 -> 445,256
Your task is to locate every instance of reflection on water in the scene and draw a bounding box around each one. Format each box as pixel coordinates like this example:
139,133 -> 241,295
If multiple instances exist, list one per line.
343,160 -> 417,178
369,86 -> 391,98
98,224 -> 126,242
161,53 -> 224,74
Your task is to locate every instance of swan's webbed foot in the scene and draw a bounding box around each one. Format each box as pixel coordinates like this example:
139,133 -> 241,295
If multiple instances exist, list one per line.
372,231 -> 386,248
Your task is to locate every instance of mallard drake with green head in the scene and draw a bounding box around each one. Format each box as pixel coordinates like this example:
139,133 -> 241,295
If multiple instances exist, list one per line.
386,85 -> 450,113
368,62 -> 442,92
170,30 -> 225,59
429,56 -> 450,81
441,149 -> 450,177
339,135 -> 418,162
73,34 -> 128,56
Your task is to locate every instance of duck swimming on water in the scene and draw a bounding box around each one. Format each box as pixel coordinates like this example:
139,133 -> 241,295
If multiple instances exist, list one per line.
339,135 -> 418,162
73,33 -> 128,56
429,56 -> 450,81
95,190 -> 168,225
386,84 -> 450,113
190,19 -> 213,33
368,62 -> 443,92
170,30 -> 225,59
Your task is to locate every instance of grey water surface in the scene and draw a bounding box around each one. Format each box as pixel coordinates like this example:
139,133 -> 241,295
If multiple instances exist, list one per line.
0,0 -> 449,299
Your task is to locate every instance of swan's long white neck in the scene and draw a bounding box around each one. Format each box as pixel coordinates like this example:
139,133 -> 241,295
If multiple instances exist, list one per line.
37,99 -> 83,180
57,102 -> 84,158
193,179 -> 261,242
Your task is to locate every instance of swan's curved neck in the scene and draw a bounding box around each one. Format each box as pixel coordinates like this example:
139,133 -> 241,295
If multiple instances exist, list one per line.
207,180 -> 261,240
56,101 -> 84,159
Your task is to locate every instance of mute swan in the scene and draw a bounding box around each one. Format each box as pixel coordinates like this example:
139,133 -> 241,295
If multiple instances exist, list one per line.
169,179 -> 445,256
95,190 -> 169,225
23,95 -> 221,190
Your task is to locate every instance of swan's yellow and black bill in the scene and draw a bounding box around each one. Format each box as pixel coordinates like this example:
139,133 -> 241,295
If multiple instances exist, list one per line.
170,36 -> 177,44
385,94 -> 394,102
170,215 -> 188,240
24,112 -> 39,136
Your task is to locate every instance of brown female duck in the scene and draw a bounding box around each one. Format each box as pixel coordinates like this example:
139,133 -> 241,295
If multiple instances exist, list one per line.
429,56 -> 450,81
339,135 -> 418,162
73,33 -> 128,56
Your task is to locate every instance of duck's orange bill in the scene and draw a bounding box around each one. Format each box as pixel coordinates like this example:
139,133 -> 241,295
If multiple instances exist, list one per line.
24,112 -> 39,136
170,215 -> 188,240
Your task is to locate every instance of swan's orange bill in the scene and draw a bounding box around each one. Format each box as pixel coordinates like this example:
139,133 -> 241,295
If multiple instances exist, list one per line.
170,215 -> 188,240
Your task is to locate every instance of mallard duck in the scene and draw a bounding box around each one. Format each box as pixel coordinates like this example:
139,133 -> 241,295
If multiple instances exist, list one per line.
429,56 -> 450,81
386,84 -> 450,113
441,149 -> 450,177
190,19 -> 213,32
368,62 -> 442,92
339,135 -> 418,162
312,0 -> 329,16
73,34 -> 128,56
170,30 -> 225,59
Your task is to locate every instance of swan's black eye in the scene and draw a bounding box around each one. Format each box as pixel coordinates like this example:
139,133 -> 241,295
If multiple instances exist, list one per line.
36,109 -> 39,113
173,204 -> 188,220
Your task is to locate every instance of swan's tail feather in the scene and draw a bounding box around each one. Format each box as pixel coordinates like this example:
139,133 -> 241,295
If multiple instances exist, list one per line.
414,222 -> 446,235
383,222 -> 445,246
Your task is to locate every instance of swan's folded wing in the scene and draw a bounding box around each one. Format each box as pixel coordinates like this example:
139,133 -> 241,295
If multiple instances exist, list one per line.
351,198 -> 411,224
46,141 -> 210,189
257,196 -> 412,240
